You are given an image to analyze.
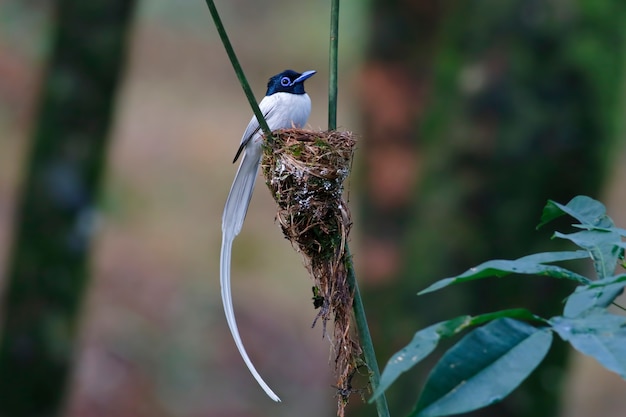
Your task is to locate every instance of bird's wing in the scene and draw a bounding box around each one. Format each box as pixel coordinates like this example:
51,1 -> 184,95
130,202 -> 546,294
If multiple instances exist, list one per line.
220,95 -> 282,402
223,96 -> 281,236
232,104 -> 277,163
222,144 -> 262,239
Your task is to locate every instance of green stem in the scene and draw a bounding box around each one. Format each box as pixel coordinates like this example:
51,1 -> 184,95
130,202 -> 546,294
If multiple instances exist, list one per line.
329,1 -> 389,415
328,0 -> 339,131
347,245 -> 391,417
204,0 -> 272,138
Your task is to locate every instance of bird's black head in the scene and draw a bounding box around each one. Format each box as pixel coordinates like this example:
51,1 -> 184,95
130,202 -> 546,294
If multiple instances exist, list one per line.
266,69 -> 316,96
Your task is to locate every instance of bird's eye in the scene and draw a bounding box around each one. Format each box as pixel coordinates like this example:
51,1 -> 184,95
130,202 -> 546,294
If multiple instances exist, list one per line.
280,76 -> 291,87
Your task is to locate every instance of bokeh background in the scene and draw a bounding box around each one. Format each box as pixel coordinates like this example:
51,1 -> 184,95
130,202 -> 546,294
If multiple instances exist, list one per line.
0,1 -> 625,417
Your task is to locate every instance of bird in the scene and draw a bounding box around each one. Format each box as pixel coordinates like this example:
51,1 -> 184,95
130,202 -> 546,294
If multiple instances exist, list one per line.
220,69 -> 316,402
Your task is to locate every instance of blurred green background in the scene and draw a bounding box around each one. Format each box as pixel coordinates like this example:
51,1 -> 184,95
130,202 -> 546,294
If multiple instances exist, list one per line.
0,0 -> 625,417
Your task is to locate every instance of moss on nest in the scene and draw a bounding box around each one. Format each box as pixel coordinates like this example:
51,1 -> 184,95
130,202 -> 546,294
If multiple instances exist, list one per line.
261,129 -> 360,416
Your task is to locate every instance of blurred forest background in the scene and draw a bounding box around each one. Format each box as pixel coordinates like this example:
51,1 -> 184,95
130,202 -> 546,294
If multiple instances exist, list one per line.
0,1 -> 625,417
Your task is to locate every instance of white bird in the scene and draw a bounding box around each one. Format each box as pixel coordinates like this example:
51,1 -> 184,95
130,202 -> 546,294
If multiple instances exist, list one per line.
221,69 -> 316,401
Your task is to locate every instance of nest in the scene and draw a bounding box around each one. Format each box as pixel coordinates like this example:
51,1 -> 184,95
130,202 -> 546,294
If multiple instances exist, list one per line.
261,129 -> 360,416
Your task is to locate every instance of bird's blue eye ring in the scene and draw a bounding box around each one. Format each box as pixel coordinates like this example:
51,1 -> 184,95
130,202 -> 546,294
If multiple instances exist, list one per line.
280,76 -> 291,87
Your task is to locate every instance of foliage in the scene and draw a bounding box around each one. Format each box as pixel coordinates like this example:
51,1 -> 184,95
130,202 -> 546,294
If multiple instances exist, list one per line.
371,196 -> 626,417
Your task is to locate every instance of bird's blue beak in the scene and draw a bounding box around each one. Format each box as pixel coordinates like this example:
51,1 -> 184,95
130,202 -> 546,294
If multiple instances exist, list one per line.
291,70 -> 316,85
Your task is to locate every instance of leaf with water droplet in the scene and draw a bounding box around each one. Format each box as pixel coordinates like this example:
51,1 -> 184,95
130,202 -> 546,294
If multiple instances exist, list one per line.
370,316 -> 471,402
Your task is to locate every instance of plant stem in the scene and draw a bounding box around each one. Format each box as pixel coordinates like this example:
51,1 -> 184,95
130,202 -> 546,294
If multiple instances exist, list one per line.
328,0 -> 339,131
346,246 -> 391,417
204,0 -> 272,139
328,1 -> 390,416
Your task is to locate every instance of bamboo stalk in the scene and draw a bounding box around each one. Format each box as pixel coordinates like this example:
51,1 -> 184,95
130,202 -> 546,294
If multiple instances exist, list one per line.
328,1 -> 391,415
328,0 -> 339,131
204,0 -> 272,139
346,247 -> 391,417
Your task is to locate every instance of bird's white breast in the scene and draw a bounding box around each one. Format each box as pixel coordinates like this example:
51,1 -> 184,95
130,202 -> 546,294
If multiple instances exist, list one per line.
258,92 -> 311,136
239,92 -> 312,155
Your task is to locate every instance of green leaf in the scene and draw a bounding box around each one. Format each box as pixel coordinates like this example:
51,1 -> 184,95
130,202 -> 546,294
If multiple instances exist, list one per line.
371,316 -> 471,401
464,309 -> 547,326
419,251 -> 590,295
573,224 -> 626,237
538,195 -> 613,229
516,250 -> 591,264
554,230 -> 621,279
412,319 -> 553,417
371,310 -> 544,402
550,311 -> 626,379
563,282 -> 626,317
588,273 -> 626,288
564,274 -> 626,317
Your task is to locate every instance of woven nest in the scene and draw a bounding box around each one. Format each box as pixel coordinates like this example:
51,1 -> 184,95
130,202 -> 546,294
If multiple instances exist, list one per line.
261,129 -> 361,416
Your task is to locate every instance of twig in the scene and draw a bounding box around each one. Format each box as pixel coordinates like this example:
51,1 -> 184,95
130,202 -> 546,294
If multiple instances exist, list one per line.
346,246 -> 391,417
204,0 -> 273,140
328,0 -> 339,130
328,0 -> 391,415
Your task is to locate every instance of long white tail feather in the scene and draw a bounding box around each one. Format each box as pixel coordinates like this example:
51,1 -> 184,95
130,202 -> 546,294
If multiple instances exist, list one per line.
220,142 -> 280,401
220,234 -> 281,402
